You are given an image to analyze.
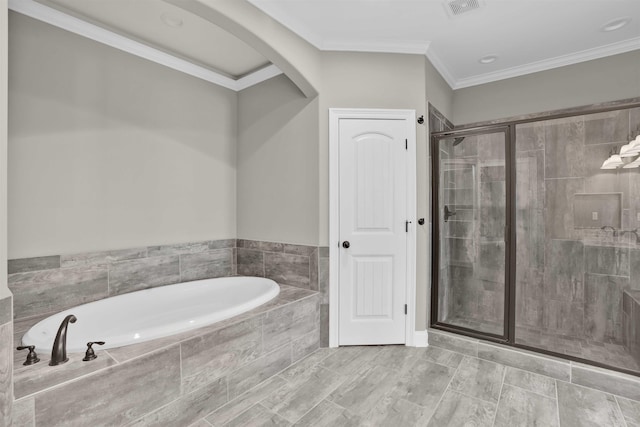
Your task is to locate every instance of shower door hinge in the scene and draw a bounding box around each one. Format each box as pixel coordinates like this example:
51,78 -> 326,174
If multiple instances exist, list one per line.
404,304 -> 408,315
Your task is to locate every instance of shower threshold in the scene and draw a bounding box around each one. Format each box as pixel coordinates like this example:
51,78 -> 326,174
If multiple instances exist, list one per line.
444,315 -> 640,373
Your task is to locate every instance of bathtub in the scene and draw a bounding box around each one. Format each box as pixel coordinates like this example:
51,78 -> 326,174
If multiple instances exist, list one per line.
22,276 -> 280,353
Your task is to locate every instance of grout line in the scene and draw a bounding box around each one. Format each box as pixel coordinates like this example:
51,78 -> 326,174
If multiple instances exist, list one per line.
614,395 -> 630,427
226,376 -> 230,413
569,362 -> 572,383
491,367 -> 508,426
555,379 -> 563,426
424,354 -> 462,425
504,381 -> 557,401
288,381 -> 348,424
179,344 -> 184,395
106,267 -> 111,296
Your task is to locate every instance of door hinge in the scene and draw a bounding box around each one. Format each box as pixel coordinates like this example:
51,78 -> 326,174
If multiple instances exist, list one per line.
405,139 -> 408,150
404,304 -> 408,315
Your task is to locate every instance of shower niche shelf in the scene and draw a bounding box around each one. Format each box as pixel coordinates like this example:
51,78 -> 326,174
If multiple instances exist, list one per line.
573,192 -> 622,229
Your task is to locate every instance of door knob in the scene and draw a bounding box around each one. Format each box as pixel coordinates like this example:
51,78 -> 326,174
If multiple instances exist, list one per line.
342,241 -> 350,249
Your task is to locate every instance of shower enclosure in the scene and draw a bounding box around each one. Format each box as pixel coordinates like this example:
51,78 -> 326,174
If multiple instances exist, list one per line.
431,103 -> 640,375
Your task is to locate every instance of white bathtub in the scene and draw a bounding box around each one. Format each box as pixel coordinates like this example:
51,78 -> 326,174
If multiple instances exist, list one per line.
22,276 -> 280,353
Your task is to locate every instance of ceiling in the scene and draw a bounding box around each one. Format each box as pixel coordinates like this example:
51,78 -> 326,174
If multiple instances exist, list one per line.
35,0 -> 271,79
11,0 -> 640,91
247,0 -> 640,89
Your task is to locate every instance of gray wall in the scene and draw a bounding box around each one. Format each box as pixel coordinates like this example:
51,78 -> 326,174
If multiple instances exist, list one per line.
318,51 -> 430,329
0,0 -> 12,424
8,13 -> 238,259
425,57 -> 454,121
236,74 -> 319,245
453,50 -> 640,125
0,1 -> 8,296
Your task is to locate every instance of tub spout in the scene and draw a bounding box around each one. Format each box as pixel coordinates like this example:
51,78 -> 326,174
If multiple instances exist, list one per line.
49,314 -> 77,366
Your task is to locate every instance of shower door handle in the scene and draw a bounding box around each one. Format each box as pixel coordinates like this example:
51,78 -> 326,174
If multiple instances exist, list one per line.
444,205 -> 457,222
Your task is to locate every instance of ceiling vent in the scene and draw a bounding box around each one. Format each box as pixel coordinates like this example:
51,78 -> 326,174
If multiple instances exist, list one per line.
444,0 -> 483,17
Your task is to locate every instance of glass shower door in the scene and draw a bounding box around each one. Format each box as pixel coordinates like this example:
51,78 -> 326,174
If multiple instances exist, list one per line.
431,127 -> 512,339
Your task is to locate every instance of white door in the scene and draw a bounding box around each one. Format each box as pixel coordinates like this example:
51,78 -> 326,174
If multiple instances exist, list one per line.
337,117 -> 410,345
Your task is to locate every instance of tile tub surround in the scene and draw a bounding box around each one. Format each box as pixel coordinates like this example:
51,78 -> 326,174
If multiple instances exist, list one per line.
8,239 -> 237,321
8,238 -> 330,322
237,239 -> 330,346
11,285 -> 319,426
0,295 -> 12,427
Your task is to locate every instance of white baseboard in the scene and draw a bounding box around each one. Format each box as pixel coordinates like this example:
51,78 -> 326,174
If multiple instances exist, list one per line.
411,330 -> 429,347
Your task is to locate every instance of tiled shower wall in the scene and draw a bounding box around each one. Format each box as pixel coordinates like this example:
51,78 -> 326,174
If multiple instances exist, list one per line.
429,104 -> 454,326
8,239 -> 237,321
515,108 -> 640,346
435,104 -> 640,369
439,132 -> 507,335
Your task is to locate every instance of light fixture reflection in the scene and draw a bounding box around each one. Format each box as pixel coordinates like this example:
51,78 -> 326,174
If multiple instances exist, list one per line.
623,159 -> 640,169
601,154 -> 624,169
620,143 -> 640,157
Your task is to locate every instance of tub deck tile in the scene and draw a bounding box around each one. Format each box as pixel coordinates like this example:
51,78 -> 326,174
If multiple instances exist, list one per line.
227,344 -> 292,400
128,377 -> 227,427
100,285 -> 316,364
292,329 -> 320,363
13,283 -> 319,422
181,317 -> 263,394
14,350 -> 118,399
263,297 -> 319,353
12,397 -> 35,427
34,345 -> 181,427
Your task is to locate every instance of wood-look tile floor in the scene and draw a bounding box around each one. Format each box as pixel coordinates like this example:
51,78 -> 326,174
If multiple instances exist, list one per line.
192,345 -> 640,427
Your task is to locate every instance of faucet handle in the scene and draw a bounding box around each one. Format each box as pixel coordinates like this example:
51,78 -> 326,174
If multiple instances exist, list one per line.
82,341 -> 105,362
16,345 -> 40,365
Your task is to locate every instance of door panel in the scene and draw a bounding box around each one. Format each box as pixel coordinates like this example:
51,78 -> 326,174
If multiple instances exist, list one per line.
339,119 -> 408,345
432,129 -> 510,339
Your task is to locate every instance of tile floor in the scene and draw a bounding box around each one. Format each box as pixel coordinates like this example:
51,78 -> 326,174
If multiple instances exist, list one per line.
189,344 -> 640,426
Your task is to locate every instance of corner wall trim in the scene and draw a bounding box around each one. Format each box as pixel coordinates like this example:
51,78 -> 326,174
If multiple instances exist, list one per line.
9,0 -> 282,92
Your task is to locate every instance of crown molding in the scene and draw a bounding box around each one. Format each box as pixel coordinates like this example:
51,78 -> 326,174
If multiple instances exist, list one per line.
424,46 -> 457,90
9,0 -> 281,92
236,64 -> 283,91
452,37 -> 640,90
320,39 -> 431,56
